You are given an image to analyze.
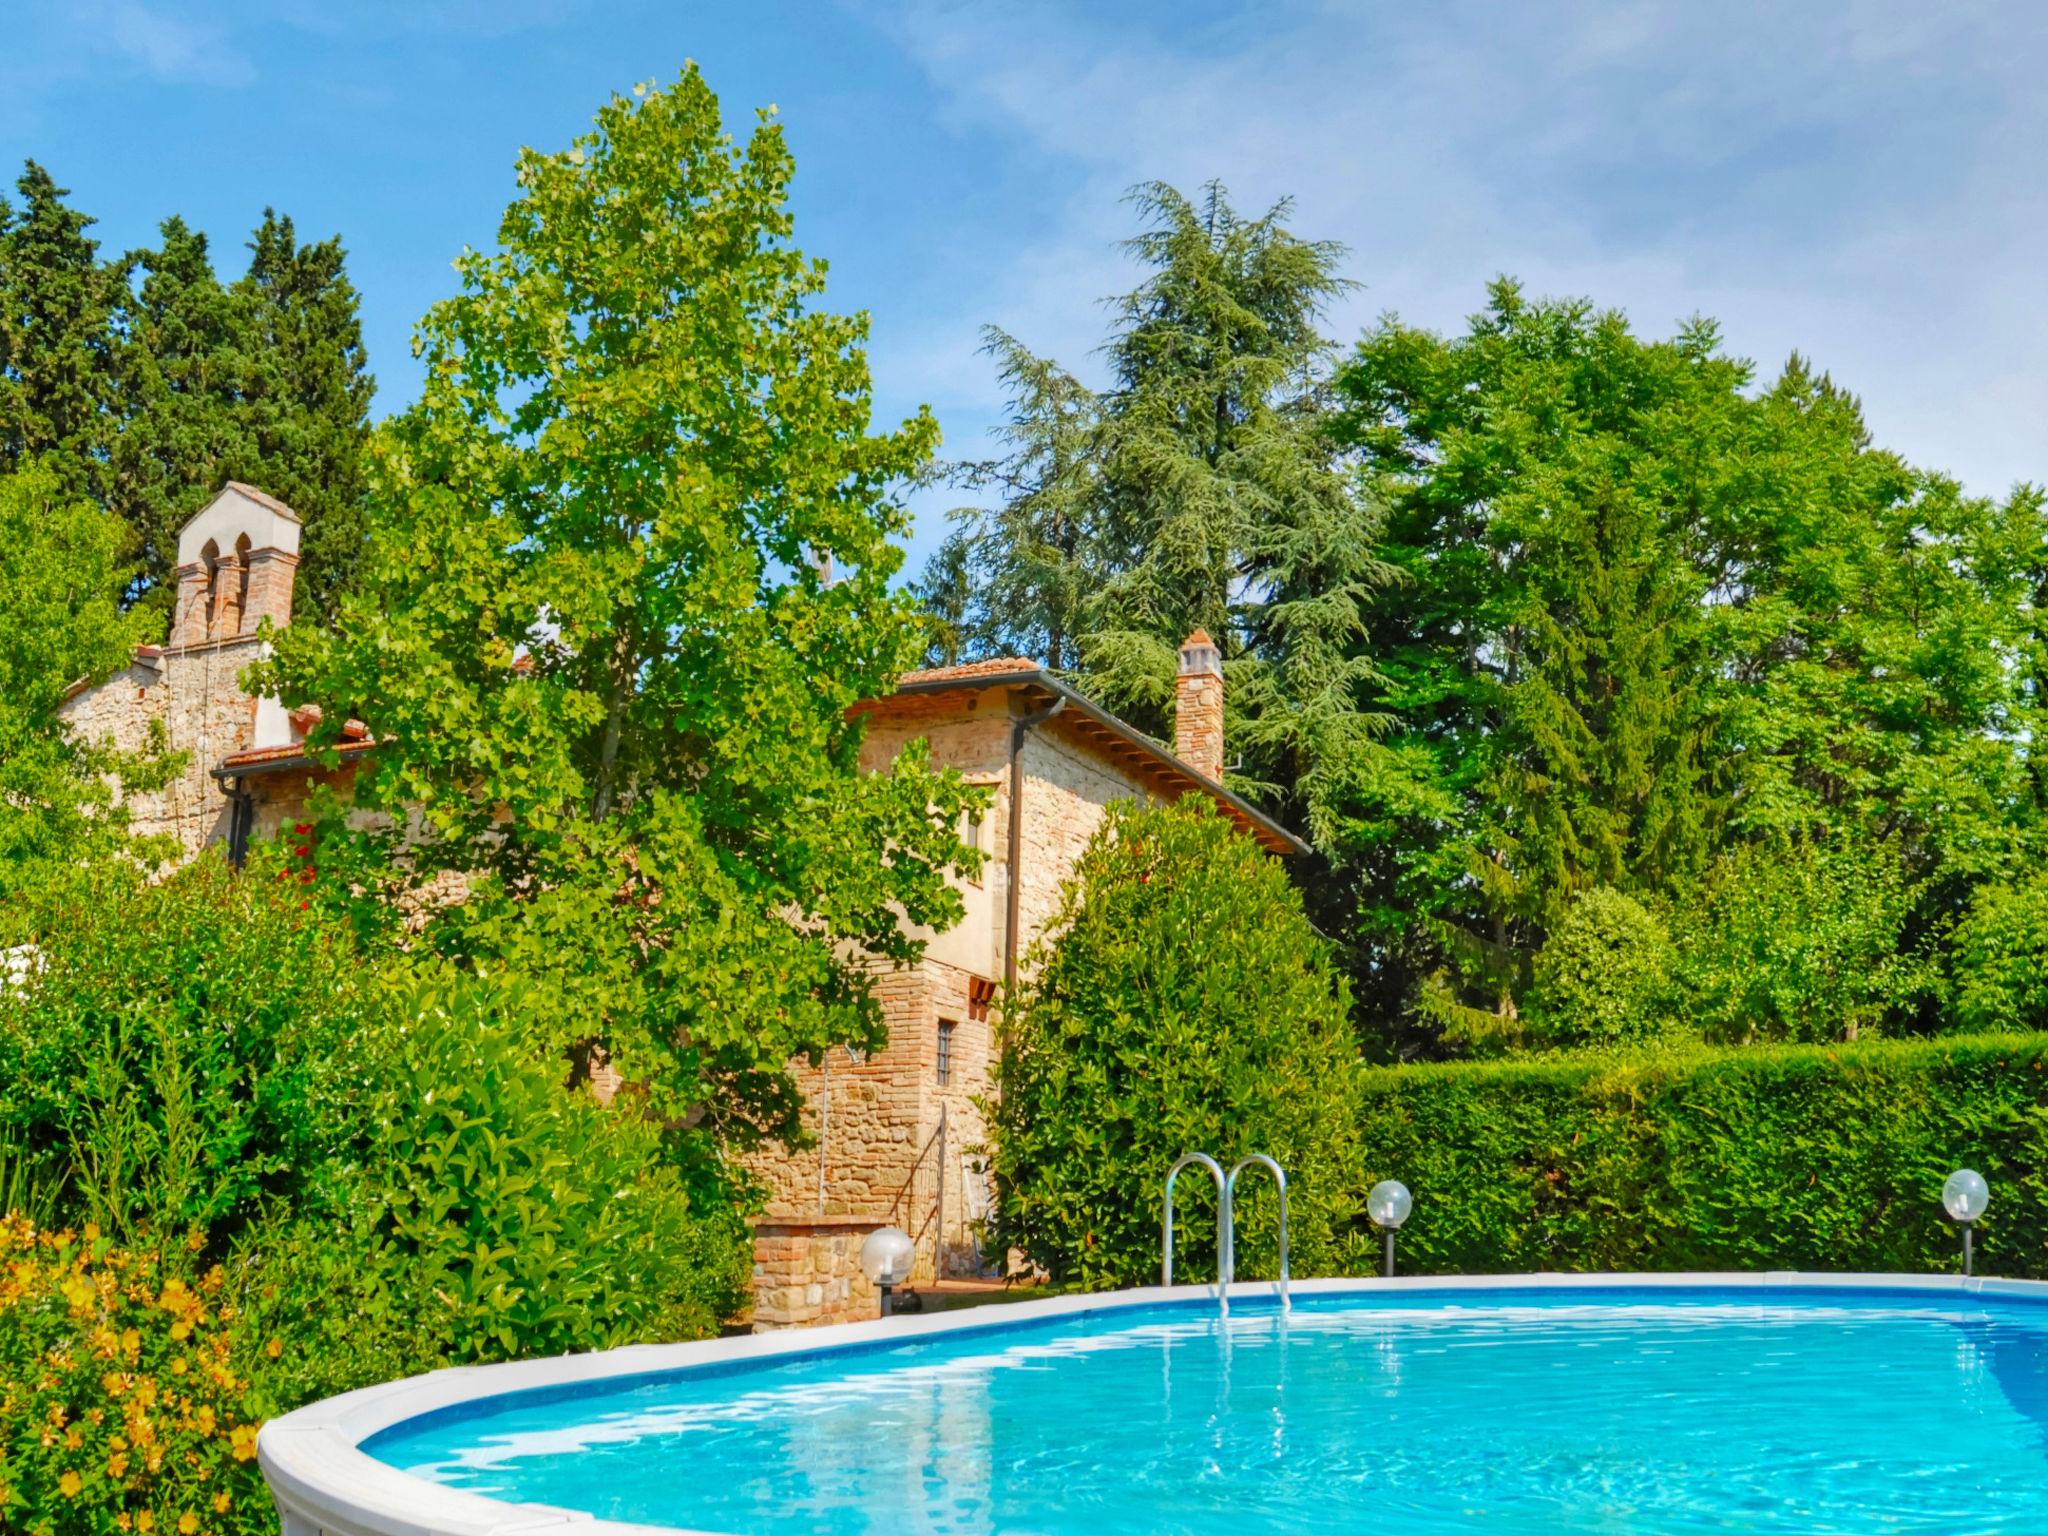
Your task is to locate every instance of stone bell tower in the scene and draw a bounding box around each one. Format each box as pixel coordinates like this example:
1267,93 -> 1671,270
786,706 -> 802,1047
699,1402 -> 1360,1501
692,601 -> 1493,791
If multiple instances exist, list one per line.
58,483 -> 308,860
167,482 -> 302,648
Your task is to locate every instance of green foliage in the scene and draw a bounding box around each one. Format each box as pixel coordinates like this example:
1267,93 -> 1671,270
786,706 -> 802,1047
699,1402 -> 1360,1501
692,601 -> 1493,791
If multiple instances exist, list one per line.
0,1219 -> 270,1534
0,461 -> 178,893
0,163 -> 122,505
110,209 -> 374,618
990,800 -> 1368,1287
1335,286 -> 2047,1051
1357,1036 -> 2048,1277
0,850 -> 371,1253
242,964 -> 747,1382
919,181 -> 1396,812
231,210 -> 375,620
1950,873 -> 2048,1032
0,161 -> 372,614
259,69 -> 980,1205
1667,837 -> 1932,1044
1525,887 -> 1674,1050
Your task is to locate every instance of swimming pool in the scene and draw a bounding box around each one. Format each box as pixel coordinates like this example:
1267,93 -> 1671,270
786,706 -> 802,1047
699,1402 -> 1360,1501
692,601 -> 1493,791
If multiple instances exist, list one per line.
260,1274 -> 2048,1535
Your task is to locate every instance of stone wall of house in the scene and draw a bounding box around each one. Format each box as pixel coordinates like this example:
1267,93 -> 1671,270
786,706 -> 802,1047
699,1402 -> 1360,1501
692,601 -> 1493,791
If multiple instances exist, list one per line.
57,638 -> 270,858
746,686 -> 1175,1328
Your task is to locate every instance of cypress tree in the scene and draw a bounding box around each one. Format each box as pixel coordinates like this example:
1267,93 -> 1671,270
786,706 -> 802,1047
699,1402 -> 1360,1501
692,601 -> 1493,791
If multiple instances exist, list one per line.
232,210 -> 373,621
110,216 -> 251,613
0,163 -> 123,504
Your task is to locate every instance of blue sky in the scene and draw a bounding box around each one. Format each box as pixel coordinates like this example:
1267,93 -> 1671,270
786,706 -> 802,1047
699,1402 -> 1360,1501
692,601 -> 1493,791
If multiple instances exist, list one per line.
5,1 -> 2043,577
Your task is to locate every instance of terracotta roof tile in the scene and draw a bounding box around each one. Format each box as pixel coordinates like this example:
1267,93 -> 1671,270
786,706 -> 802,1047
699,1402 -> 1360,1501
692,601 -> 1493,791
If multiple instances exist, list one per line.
219,738 -> 377,770
898,657 -> 1041,686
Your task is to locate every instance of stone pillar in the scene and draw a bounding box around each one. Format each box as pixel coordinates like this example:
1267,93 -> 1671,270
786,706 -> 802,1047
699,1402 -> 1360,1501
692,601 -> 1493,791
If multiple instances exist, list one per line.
244,547 -> 299,632
1174,629 -> 1224,781
210,547 -> 245,639
168,561 -> 213,648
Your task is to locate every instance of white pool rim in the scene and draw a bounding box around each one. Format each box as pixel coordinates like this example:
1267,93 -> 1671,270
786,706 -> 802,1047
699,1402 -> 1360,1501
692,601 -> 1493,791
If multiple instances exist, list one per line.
258,1270 -> 2048,1536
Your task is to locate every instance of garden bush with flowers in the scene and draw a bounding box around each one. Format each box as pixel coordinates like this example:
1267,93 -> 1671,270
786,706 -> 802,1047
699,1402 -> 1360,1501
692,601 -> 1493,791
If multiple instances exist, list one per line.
0,1218 -> 271,1535
0,845 -> 752,1530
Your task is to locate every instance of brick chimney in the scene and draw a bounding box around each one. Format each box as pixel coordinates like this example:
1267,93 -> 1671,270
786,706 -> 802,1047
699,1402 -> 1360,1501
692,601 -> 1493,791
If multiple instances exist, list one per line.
167,483 -> 301,647
1174,629 -> 1224,781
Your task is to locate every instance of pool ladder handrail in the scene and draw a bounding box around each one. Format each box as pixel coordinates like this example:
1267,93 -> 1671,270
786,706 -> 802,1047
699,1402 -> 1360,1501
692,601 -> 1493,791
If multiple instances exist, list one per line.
1163,1153 -> 1228,1302
1162,1151 -> 1290,1314
1227,1154 -> 1289,1313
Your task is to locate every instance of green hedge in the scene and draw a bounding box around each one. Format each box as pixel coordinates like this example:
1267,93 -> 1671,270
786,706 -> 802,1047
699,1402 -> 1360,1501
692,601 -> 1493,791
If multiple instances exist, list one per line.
1357,1035 -> 2048,1277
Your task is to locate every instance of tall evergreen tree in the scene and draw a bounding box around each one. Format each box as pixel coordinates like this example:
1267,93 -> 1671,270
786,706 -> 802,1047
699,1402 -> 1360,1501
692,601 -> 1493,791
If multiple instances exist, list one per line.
917,330 -> 1106,669
110,216 -> 250,612
233,210 -> 374,620
920,180 -> 1395,786
1,168 -> 373,615
0,163 -> 123,504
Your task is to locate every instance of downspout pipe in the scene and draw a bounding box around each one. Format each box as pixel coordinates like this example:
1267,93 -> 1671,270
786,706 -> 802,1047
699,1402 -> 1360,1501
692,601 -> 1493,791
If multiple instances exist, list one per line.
1003,695 -> 1067,994
218,773 -> 255,869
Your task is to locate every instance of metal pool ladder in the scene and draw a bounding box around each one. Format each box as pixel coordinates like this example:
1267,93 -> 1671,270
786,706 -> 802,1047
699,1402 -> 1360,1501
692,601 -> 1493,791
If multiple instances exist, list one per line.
1162,1151 -> 1291,1314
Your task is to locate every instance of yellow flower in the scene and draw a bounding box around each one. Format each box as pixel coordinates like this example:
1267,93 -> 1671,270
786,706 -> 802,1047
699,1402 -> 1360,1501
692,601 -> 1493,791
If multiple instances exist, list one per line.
212,1492 -> 231,1513
228,1423 -> 259,1462
59,1469 -> 83,1497
178,1512 -> 199,1534
265,1337 -> 282,1359
138,1512 -> 155,1532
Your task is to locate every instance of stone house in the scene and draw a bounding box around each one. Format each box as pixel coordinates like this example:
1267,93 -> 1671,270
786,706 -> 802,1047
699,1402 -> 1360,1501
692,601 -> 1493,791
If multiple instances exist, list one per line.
745,643 -> 1306,1328
62,485 -> 1307,1330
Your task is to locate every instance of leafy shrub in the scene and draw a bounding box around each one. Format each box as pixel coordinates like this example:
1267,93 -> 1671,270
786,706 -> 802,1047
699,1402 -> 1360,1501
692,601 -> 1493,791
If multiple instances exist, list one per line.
1666,837 -> 1930,1042
0,1217 -> 270,1535
1357,1034 -> 2048,1276
280,964 -> 749,1369
990,800 -> 1368,1287
1527,887 -> 1674,1047
1950,873 -> 2048,1032
0,851 -> 373,1253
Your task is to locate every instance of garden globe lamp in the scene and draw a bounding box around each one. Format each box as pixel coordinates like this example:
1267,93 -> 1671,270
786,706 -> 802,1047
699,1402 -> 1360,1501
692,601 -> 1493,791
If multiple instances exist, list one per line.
861,1226 -> 916,1318
1368,1179 -> 1413,1278
1942,1169 -> 1990,1277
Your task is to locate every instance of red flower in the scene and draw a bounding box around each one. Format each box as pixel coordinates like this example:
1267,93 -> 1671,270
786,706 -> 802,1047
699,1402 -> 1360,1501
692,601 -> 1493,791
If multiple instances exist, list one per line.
294,822 -> 310,834
294,845 -> 310,858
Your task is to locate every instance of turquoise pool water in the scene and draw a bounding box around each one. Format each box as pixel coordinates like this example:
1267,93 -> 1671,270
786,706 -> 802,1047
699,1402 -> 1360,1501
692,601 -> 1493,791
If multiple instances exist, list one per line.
368,1287 -> 2048,1534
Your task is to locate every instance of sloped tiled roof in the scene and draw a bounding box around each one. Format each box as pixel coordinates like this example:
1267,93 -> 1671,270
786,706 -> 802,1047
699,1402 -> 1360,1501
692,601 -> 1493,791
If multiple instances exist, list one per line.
865,660 -> 1308,856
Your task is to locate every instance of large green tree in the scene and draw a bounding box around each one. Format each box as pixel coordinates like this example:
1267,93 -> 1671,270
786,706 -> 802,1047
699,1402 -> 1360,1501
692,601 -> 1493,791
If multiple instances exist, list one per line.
0,164 -> 123,503
0,461 -> 177,896
922,182 -> 1396,792
262,70 -> 981,1206
1,164 -> 372,616
232,210 -> 375,620
110,216 -> 250,603
1335,283 -> 2048,1052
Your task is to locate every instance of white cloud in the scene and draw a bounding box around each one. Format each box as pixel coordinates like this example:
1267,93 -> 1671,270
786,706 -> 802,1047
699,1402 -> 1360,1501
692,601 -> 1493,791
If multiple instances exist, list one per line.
81,2 -> 256,86
871,0 -> 2047,511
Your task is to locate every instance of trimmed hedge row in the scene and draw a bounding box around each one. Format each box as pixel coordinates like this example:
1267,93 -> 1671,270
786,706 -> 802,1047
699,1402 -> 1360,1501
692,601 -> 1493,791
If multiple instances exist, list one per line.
1356,1034 -> 2048,1277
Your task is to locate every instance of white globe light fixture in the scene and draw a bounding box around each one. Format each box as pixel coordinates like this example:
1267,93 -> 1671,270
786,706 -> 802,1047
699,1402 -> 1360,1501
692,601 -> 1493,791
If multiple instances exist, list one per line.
860,1225 -> 917,1317
1368,1179 -> 1413,1278
1942,1169 -> 1990,1277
